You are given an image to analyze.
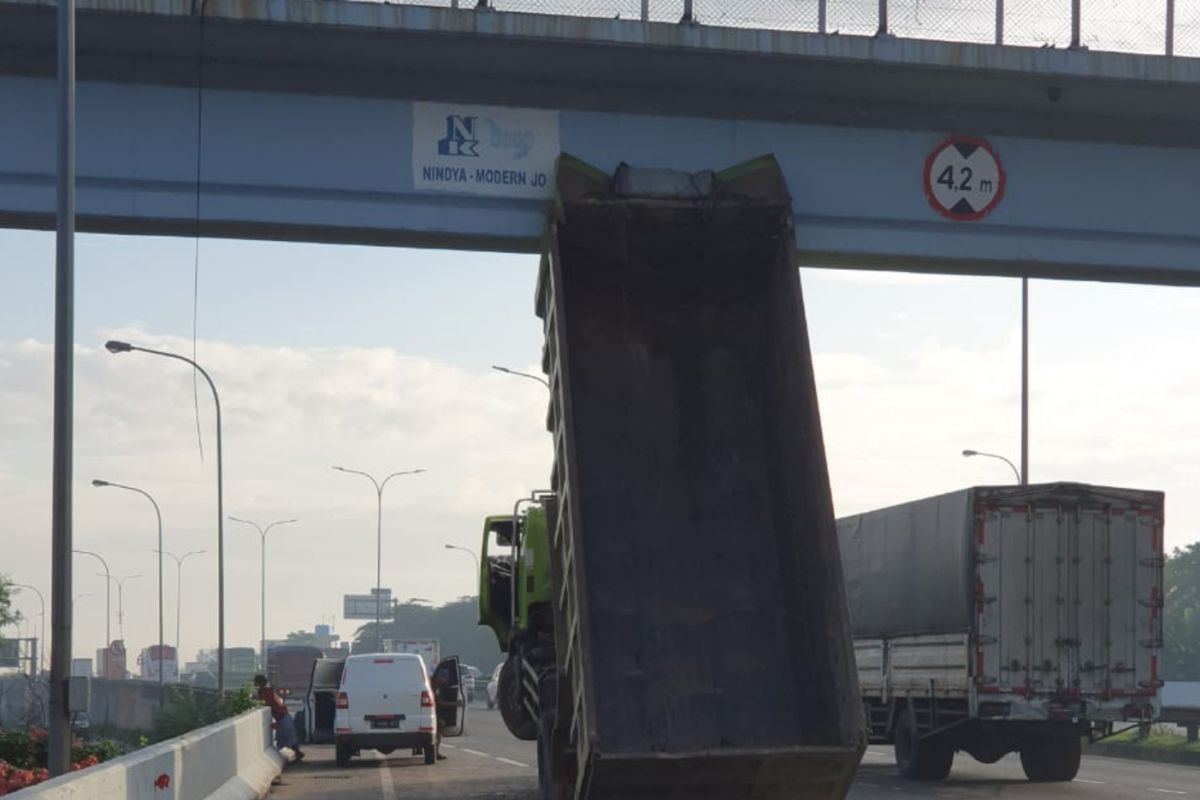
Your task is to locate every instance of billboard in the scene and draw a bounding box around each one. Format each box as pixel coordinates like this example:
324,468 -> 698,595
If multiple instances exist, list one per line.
343,589 -> 392,620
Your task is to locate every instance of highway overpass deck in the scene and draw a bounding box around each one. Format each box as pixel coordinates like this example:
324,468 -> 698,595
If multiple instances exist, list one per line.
3,0 -> 1200,283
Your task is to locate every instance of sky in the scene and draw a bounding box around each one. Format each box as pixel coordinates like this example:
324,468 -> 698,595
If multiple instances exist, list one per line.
2,227 -> 1198,666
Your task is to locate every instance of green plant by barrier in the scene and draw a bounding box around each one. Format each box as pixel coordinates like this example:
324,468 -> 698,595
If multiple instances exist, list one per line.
1109,728 -> 1200,753
152,684 -> 258,742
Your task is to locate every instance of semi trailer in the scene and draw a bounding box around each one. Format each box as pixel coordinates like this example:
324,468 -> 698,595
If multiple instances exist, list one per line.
478,155 -> 865,800
838,483 -> 1164,782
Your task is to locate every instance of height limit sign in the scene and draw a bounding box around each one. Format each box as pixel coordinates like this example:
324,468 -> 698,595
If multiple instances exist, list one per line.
923,136 -> 1005,221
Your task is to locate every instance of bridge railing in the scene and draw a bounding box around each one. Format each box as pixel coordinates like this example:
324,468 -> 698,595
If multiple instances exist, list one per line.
393,0 -> 1199,58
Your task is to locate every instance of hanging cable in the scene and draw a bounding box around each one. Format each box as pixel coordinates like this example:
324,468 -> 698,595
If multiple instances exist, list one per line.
190,0 -> 210,462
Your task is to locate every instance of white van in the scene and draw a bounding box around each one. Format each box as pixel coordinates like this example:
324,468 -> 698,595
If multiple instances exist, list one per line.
333,653 -> 465,766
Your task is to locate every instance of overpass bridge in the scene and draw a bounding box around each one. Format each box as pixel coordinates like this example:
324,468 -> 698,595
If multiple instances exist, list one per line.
2,0 -> 1199,283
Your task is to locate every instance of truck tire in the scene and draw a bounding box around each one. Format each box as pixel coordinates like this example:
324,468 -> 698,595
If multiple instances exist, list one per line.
1019,735 -> 1081,782
894,709 -> 953,781
498,657 -> 539,741
335,742 -> 352,768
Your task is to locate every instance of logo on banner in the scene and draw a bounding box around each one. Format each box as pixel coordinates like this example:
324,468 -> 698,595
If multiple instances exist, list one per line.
414,103 -> 560,198
438,116 -> 480,157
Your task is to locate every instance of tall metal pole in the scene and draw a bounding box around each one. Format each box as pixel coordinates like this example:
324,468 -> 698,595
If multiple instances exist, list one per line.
104,340 -> 225,693
72,550 -> 110,647
93,480 -> 165,704
333,467 -> 425,652
1021,276 -> 1029,485
878,0 -> 888,35
48,0 -> 77,777
158,550 -> 204,654
818,0 -> 827,33
229,518 -> 295,670
13,585 -> 46,674
1167,0 -> 1175,56
995,0 -> 1004,45
1070,0 -> 1082,49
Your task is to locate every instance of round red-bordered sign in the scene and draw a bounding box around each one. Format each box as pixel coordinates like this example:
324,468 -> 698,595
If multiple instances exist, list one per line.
923,135 -> 1006,222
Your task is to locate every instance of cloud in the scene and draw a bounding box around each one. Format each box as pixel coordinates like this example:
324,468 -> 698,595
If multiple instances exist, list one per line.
4,308 -> 1199,665
0,332 -> 552,662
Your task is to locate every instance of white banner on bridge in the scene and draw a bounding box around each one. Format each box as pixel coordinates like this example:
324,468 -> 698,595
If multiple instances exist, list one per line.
412,102 -> 559,199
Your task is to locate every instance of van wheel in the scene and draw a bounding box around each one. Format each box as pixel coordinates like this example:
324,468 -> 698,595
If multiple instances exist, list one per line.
894,709 -> 953,781
423,744 -> 437,765
1020,735 -> 1081,782
335,743 -> 352,768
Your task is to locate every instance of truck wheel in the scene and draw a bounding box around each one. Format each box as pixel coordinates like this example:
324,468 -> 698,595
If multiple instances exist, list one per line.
335,742 -> 352,768
1019,736 -> 1081,782
423,744 -> 437,765
498,657 -> 539,741
894,709 -> 953,781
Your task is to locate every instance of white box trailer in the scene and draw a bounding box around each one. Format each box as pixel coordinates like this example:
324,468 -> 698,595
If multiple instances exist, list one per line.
838,483 -> 1163,782
383,639 -> 439,674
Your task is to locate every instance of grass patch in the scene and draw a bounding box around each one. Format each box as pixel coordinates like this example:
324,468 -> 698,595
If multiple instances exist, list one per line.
1107,726 -> 1200,752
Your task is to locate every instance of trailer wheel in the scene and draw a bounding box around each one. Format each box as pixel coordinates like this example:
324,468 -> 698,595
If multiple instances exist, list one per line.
1019,735 -> 1081,782
894,709 -> 953,781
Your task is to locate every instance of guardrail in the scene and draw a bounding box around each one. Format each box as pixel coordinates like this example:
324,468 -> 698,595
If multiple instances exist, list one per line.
383,0 -> 1199,58
18,708 -> 283,800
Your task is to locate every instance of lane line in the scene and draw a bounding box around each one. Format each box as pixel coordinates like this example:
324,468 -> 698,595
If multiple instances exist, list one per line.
495,756 -> 531,768
461,748 -> 490,757
1075,779 -> 1106,784
1148,789 -> 1187,795
378,760 -> 398,800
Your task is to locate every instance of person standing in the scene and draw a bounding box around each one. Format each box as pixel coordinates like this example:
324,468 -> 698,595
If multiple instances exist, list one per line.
255,674 -> 305,761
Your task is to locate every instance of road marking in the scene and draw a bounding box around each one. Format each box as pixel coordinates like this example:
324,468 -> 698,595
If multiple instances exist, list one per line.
495,756 -> 531,768
461,748 -> 489,757
378,761 -> 398,800
1147,790 -> 1187,795
1075,779 -> 1106,784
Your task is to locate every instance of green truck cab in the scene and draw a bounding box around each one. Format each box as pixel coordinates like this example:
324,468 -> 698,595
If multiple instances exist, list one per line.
478,496 -> 555,740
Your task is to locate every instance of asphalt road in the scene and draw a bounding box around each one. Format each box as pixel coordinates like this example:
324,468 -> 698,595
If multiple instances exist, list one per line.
269,705 -> 1199,799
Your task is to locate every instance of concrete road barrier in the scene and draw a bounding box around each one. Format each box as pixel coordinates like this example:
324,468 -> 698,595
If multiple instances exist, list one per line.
19,708 -> 283,800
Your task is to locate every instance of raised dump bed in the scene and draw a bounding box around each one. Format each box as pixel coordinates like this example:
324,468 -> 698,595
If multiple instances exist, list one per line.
535,155 -> 865,799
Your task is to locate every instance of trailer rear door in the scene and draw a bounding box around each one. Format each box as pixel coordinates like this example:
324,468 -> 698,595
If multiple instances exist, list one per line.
974,486 -> 1163,702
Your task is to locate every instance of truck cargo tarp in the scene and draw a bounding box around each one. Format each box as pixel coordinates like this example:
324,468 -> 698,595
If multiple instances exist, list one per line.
837,483 -> 1164,640
838,489 -> 975,638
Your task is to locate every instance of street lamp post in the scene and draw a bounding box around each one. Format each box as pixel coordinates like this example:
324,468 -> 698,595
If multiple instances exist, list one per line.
104,339 -> 227,693
228,518 -> 297,669
12,584 -> 46,674
443,544 -> 480,574
72,550 -> 110,647
962,449 -> 1023,484
491,365 -> 549,388
99,573 -> 142,642
332,466 -> 425,652
156,550 -> 205,655
93,479 -> 165,702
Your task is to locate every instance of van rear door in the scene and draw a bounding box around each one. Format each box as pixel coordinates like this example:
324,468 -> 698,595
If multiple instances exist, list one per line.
434,656 -> 466,737
349,656 -> 427,733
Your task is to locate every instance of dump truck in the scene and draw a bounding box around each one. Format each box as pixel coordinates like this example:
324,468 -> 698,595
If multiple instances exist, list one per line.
478,155 -> 865,800
837,483 -> 1164,782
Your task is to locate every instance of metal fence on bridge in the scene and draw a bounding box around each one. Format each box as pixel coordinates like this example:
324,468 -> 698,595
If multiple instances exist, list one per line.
386,0 -> 1200,58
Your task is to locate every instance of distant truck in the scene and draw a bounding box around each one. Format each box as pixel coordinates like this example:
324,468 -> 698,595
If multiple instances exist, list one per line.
70,658 -> 93,679
267,645 -> 325,714
838,483 -> 1164,782
383,639 -> 439,674
138,645 -> 179,682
